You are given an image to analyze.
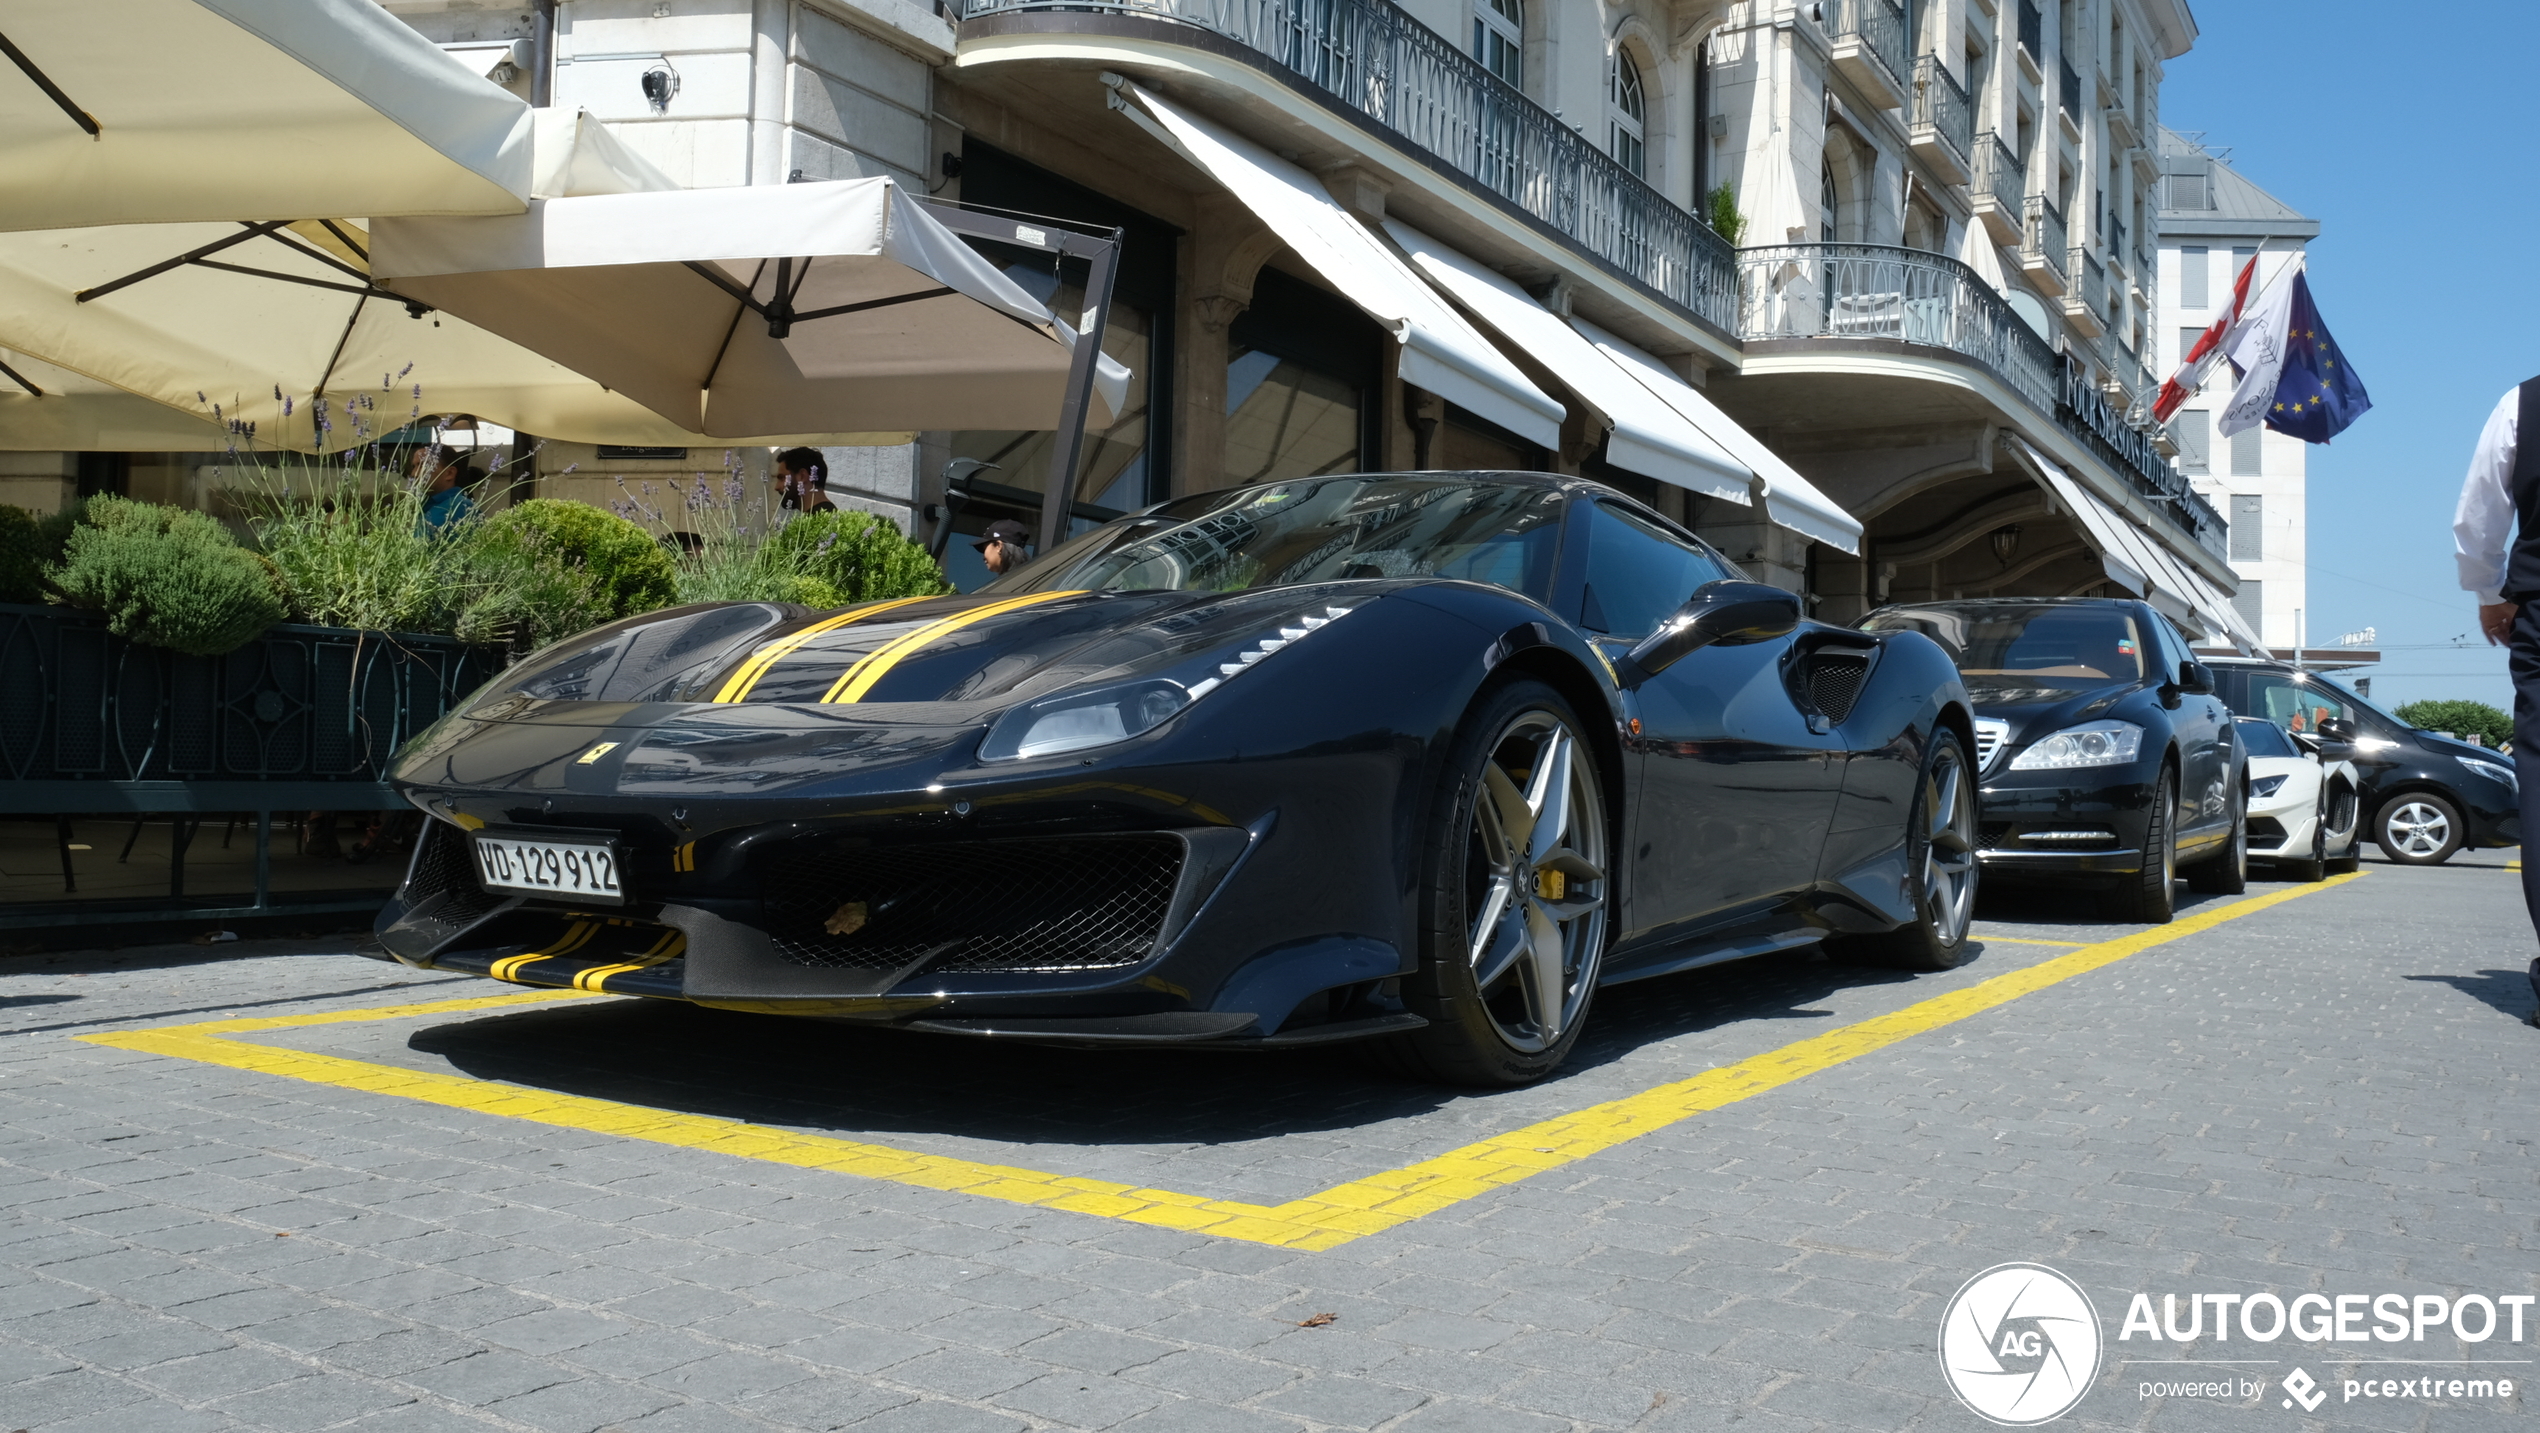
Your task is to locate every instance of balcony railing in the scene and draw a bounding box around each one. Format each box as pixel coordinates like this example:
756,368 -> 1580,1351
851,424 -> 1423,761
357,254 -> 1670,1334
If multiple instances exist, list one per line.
2106,214 -> 2127,269
953,0 -> 1738,332
1911,54 -> 1973,176
2024,195 -> 2067,278
2072,246 -> 2107,315
1973,131 -> 2024,209
1733,243 -> 2222,554
2058,57 -> 2081,120
2017,0 -> 2042,65
1824,0 -> 1909,100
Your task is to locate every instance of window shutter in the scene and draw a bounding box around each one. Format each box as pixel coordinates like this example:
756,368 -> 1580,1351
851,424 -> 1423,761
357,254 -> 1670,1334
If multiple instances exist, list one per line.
2229,423 -> 2262,477
2178,246 -> 2207,309
2175,410 -> 2210,473
2231,578 -> 2263,631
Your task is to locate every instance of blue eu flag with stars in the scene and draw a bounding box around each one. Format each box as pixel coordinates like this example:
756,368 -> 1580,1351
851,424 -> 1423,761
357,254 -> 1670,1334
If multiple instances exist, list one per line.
2266,271 -> 2370,443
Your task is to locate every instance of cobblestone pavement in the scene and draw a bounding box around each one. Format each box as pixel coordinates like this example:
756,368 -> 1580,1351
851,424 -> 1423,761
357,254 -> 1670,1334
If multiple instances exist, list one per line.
1,851 -> 2532,1433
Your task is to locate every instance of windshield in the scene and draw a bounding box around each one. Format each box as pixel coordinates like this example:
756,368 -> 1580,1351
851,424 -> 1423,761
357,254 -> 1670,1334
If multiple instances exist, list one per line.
2236,717 -> 2300,759
988,476 -> 1565,602
1862,603 -> 2145,696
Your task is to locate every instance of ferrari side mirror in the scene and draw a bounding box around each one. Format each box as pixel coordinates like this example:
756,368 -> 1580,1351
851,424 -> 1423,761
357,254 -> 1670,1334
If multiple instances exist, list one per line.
1616,580 -> 1801,688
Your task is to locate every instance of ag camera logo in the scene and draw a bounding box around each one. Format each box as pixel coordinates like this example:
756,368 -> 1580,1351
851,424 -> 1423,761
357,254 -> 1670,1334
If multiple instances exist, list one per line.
1939,1263 -> 2103,1424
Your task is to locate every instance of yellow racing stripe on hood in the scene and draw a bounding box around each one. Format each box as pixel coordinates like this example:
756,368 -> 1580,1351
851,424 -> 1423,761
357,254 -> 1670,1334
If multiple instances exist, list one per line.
822,590 -> 1087,704
711,595 -> 939,704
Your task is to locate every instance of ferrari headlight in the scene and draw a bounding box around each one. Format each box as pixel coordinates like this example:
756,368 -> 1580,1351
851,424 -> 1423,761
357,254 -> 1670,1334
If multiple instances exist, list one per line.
980,602 -> 1360,762
2008,719 -> 2144,771
2250,774 -> 2288,799
2461,757 -> 2518,794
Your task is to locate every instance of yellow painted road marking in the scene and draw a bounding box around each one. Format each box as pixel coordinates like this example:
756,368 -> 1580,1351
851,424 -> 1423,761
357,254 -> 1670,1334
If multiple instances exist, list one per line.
821,590 -> 1086,704
711,596 -> 938,704
83,874 -> 2361,1251
1975,936 -> 2088,947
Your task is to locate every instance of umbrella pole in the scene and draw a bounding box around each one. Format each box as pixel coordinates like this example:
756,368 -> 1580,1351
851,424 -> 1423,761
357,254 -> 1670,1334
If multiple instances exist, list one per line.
1034,230 -> 1121,555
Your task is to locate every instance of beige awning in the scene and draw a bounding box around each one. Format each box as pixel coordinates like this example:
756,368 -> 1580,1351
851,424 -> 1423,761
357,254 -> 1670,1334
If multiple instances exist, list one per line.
0,0 -> 531,231
371,177 -> 1130,438
0,348 -> 227,451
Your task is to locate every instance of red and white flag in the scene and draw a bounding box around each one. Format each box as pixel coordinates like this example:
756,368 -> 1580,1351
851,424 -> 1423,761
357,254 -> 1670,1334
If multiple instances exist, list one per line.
2151,250 -> 2261,423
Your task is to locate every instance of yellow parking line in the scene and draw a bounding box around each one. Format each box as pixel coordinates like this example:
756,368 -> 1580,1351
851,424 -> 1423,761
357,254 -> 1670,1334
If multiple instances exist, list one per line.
81,873 -> 2362,1251
1974,936 -> 2088,947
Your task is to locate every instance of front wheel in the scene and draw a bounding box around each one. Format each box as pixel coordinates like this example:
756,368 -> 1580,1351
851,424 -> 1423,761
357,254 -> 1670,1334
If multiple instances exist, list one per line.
2104,768 -> 2178,924
2376,794 -> 2464,865
2186,786 -> 2248,894
1383,680 -> 1611,1086
1832,726 -> 1977,970
2282,799 -> 2328,883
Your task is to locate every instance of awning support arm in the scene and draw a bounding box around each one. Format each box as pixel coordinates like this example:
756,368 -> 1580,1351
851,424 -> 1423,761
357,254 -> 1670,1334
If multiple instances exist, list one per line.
913,197 -> 1124,553
0,29 -> 98,137
0,356 -> 41,398
77,221 -> 289,303
787,287 -> 954,324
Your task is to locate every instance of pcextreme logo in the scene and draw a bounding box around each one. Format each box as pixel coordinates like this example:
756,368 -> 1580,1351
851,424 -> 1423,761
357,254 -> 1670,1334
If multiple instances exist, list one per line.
1938,1263 -> 2103,1425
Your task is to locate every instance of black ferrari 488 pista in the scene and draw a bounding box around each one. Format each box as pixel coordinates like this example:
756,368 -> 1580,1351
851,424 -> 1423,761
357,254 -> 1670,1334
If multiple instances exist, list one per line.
373,471 -> 1974,1084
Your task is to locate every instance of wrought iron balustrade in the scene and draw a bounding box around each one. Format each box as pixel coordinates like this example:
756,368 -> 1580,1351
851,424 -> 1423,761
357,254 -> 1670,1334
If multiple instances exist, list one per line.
953,0 -> 1737,331
2106,215 -> 2127,270
2024,195 -> 2067,278
2058,57 -> 2081,119
1973,131 -> 2023,209
1911,54 -> 1973,175
2070,246 -> 2108,316
1823,0 -> 1909,96
0,605 -> 497,801
2017,0 -> 2042,64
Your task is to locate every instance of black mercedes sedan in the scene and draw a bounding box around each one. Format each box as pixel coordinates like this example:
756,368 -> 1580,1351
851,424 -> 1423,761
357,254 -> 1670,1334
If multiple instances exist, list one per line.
374,471 -> 1975,1085
1859,597 -> 2247,923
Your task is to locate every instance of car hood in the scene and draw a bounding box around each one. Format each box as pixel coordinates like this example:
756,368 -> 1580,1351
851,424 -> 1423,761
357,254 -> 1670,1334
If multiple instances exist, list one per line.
391,583 -> 1387,804
2412,730 -> 2503,765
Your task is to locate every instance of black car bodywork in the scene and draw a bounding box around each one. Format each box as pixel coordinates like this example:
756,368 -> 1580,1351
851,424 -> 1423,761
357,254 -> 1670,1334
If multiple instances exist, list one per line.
2207,658 -> 2519,861
1860,598 -> 2245,883
373,472 -> 1971,1064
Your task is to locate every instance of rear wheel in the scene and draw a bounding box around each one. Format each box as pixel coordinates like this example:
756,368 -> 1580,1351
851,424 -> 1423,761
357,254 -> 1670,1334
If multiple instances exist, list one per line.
2186,786 -> 2248,894
2282,799 -> 2328,883
1382,680 -> 1610,1086
1832,727 -> 1977,970
2376,794 -> 2464,865
2104,768 -> 2178,924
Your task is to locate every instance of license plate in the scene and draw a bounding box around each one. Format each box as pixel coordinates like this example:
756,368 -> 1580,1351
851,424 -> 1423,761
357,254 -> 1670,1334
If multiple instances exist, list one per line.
472,832 -> 625,904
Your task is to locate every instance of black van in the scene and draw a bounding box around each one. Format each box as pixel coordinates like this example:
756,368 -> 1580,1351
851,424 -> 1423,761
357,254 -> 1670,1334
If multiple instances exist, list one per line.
2206,658 -> 2519,865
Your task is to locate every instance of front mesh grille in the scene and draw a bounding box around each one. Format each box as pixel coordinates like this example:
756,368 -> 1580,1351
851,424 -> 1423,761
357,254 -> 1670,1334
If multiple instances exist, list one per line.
1978,822 -> 2012,851
401,820 -> 506,936
1806,654 -> 1871,723
758,833 -> 1183,974
2247,816 -> 2288,846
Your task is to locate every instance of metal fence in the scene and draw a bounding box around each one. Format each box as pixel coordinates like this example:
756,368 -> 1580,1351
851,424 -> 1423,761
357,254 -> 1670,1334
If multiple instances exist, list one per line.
1824,0 -> 1908,94
2017,0 -> 2042,64
1973,131 -> 2023,211
1735,244 -> 2224,556
955,0 -> 1738,331
0,605 -> 496,799
1911,54 -> 1972,175
2024,196 -> 2067,282
2058,57 -> 2082,120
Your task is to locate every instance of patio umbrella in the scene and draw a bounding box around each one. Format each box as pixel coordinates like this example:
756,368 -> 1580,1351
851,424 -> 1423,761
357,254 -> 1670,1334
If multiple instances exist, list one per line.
370,176 -> 1132,438
0,347 -> 227,451
0,119 -> 912,450
0,0 -> 531,230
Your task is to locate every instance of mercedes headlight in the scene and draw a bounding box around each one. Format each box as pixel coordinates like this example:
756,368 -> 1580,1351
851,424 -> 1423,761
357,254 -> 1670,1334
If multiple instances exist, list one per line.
980,602 -> 1360,762
2009,719 -> 2145,771
2461,757 -> 2518,794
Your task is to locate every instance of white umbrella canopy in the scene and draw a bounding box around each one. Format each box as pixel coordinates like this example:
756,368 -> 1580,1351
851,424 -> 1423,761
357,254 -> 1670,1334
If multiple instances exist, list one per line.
0,118 -> 912,451
371,177 -> 1132,439
0,347 -> 227,450
0,0 -> 531,230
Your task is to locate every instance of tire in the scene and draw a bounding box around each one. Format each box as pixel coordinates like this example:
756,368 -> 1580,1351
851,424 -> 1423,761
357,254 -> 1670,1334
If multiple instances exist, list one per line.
2186,784 -> 2248,894
1381,679 -> 1611,1086
2376,793 -> 2465,865
2104,767 -> 2178,924
1831,727 -> 1978,971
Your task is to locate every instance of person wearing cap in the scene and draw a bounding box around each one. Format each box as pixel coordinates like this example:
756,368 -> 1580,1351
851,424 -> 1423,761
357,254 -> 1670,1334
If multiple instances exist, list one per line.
975,518 -> 1032,576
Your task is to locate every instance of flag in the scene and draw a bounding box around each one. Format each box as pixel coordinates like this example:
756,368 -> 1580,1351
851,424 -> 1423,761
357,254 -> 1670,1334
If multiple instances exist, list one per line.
2215,260 -> 2302,437
2152,250 -> 2260,423
2257,272 -> 2370,444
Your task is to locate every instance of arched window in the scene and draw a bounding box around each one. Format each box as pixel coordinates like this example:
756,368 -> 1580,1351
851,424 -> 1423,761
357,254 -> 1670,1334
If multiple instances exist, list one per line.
1609,50 -> 1646,177
1822,162 -> 1838,243
1473,0 -> 1521,86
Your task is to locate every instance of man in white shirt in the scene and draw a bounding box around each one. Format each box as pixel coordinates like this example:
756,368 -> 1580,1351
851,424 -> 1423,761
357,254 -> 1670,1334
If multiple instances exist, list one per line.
2451,379 -> 2540,1016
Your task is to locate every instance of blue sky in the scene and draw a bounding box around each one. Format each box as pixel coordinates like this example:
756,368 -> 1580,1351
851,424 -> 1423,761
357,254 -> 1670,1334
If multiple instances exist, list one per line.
2161,4 -> 2523,714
